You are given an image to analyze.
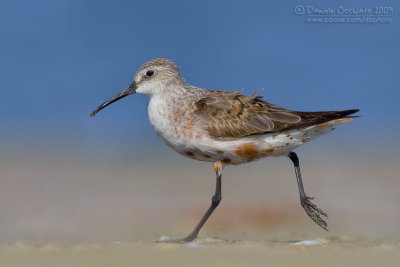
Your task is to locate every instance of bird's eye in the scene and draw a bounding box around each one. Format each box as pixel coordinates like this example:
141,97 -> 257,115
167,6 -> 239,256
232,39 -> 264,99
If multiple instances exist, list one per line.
146,70 -> 154,77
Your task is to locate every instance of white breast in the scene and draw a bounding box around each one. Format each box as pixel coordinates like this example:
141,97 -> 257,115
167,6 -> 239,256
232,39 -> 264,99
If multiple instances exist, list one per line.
148,96 -> 176,144
147,95 -> 216,158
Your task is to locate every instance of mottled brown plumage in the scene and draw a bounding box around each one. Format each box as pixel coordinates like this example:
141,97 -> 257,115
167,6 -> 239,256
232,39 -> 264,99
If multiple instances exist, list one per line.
193,89 -> 358,140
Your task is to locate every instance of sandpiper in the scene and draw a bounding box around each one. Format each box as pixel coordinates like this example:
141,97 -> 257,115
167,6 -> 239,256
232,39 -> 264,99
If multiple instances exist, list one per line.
90,58 -> 359,243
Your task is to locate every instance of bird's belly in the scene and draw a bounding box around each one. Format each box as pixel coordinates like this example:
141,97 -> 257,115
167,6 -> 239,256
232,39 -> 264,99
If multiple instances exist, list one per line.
173,124 -> 335,165
149,100 -> 335,165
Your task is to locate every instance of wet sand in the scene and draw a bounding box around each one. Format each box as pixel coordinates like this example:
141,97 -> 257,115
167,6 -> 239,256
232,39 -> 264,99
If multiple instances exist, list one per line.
1,236 -> 399,267
1,143 -> 399,266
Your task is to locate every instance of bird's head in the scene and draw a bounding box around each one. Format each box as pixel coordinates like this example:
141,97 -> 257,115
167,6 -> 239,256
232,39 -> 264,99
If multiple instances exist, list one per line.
90,58 -> 184,117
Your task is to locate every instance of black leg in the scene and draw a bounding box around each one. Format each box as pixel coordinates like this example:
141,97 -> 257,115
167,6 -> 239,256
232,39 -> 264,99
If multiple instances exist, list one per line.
156,163 -> 223,243
288,151 -> 328,230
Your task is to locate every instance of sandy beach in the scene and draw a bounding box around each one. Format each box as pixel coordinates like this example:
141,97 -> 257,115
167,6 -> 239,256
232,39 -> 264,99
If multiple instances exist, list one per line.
1,236 -> 400,267
1,142 -> 399,266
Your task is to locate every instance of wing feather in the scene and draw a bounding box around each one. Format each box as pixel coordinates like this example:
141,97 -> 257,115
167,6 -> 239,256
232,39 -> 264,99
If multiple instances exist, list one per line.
193,89 -> 358,140
193,90 -> 301,139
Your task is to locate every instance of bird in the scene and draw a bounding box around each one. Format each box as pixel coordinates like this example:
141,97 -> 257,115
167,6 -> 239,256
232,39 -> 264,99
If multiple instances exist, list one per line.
90,58 -> 359,243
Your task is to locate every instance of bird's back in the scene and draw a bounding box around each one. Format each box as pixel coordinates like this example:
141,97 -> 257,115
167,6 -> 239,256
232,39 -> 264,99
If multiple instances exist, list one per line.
190,88 -> 359,140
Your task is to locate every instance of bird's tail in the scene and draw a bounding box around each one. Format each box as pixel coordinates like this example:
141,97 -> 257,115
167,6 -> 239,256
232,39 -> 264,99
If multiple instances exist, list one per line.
335,109 -> 360,118
294,109 -> 360,128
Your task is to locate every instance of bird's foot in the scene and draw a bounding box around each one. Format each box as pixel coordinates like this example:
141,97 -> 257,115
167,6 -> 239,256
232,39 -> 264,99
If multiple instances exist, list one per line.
154,234 -> 196,244
300,195 -> 328,231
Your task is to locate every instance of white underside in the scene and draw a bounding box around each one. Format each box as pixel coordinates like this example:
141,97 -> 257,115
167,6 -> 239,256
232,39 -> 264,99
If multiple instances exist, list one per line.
174,124 -> 334,164
147,95 -> 343,165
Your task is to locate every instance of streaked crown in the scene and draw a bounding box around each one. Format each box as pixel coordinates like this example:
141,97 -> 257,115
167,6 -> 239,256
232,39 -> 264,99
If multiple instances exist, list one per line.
134,58 -> 186,96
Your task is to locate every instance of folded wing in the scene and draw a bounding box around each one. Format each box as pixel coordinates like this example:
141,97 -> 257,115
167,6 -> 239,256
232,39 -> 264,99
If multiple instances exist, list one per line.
193,89 -> 358,140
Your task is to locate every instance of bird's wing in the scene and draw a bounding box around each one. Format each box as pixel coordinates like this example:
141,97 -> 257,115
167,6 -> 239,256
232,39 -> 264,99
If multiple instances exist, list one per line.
193,90 -> 302,139
193,89 -> 359,140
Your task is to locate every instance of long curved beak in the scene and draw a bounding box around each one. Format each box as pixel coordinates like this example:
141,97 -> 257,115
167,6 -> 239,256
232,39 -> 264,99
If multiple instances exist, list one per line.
90,82 -> 136,117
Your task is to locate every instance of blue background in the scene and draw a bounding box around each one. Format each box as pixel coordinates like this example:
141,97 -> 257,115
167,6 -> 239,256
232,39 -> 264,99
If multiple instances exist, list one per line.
1,0 -> 400,243
1,0 -> 399,156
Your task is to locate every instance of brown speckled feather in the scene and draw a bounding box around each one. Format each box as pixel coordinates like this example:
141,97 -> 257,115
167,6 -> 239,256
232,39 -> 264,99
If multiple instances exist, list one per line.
193,89 -> 358,139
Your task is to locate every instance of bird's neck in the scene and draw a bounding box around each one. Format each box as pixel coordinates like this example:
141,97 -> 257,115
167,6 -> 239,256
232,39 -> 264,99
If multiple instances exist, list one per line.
147,86 -> 192,143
